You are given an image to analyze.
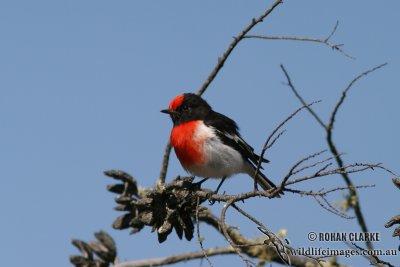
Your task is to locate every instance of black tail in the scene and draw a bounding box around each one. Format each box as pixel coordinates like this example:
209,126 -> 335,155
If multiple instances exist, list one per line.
255,171 -> 276,190
245,162 -> 283,196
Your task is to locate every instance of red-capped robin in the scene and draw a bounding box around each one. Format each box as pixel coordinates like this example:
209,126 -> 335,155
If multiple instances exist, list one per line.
161,93 -> 278,193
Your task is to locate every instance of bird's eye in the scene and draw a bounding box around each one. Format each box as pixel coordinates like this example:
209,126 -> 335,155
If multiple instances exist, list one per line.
182,105 -> 190,111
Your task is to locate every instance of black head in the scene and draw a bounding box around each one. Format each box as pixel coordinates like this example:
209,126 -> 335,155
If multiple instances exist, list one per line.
161,93 -> 212,126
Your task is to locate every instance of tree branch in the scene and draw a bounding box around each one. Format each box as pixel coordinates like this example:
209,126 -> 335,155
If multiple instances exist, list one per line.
195,197 -> 214,267
113,247 -> 235,267
157,142 -> 172,185
244,21 -> 354,59
325,64 -> 387,252
254,100 -> 321,190
282,63 -> 389,253
244,35 -> 352,59
350,243 -> 396,267
280,65 -> 327,129
327,63 -> 388,132
198,208 -> 324,267
196,0 -> 284,96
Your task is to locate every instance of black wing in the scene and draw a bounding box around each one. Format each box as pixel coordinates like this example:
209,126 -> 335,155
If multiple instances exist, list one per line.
204,111 -> 269,166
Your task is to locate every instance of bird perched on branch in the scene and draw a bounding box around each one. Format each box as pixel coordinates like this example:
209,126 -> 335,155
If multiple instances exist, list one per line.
161,93 -> 278,193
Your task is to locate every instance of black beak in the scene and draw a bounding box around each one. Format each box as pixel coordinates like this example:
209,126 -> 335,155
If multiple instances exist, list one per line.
161,109 -> 172,114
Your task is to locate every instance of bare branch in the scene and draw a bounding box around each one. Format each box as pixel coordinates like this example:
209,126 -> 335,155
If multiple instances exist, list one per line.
266,129 -> 287,151
350,243 -> 396,267
327,63 -> 388,132
233,204 -> 293,265
196,0 -> 284,96
285,163 -> 383,186
195,196 -> 214,267
325,64 -> 387,252
313,195 -> 354,219
277,150 -> 327,192
283,62 -> 392,253
325,20 -> 340,42
292,155 -> 338,176
254,100 -> 321,189
220,199 -> 253,266
157,142 -> 172,185
280,64 -> 327,130
218,193 -> 322,266
285,184 -> 376,197
245,36 -> 351,59
232,204 -> 264,228
244,21 -> 353,58
198,208 -> 324,267
113,247 -> 235,267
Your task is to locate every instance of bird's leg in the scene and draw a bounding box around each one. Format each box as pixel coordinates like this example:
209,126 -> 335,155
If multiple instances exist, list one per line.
214,176 -> 227,195
253,179 -> 259,192
207,177 -> 227,205
193,177 -> 209,188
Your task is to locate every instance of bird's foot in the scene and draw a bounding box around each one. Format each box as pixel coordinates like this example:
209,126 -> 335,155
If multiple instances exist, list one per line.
268,187 -> 283,198
253,184 -> 260,193
204,191 -> 216,205
192,177 -> 209,189
207,189 -> 227,205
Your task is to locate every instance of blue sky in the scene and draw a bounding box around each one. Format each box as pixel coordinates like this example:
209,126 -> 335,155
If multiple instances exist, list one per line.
1,1 -> 399,266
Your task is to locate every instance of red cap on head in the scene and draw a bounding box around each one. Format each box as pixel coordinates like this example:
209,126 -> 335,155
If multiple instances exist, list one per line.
168,94 -> 184,111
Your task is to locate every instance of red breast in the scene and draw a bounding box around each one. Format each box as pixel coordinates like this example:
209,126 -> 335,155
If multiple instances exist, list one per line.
170,120 -> 205,169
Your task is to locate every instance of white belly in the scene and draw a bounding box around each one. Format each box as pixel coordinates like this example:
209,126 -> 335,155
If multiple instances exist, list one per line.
187,123 -> 245,178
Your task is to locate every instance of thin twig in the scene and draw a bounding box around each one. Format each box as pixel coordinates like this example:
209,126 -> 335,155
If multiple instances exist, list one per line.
196,0 -> 284,96
195,196 -> 214,267
220,200 -> 253,267
285,163 -> 383,186
285,184 -> 375,196
350,243 -> 396,267
244,20 -> 353,59
327,63 -> 388,132
325,63 -> 387,251
276,150 -> 327,193
254,101 -> 320,189
325,21 -> 340,42
313,195 -> 354,219
232,204 -> 296,266
294,157 -> 333,176
244,36 -> 353,59
280,65 -> 327,130
314,163 -> 333,176
266,129 -> 287,150
232,203 -> 264,228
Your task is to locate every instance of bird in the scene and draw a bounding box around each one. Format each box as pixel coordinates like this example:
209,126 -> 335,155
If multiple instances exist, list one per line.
161,93 -> 278,193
